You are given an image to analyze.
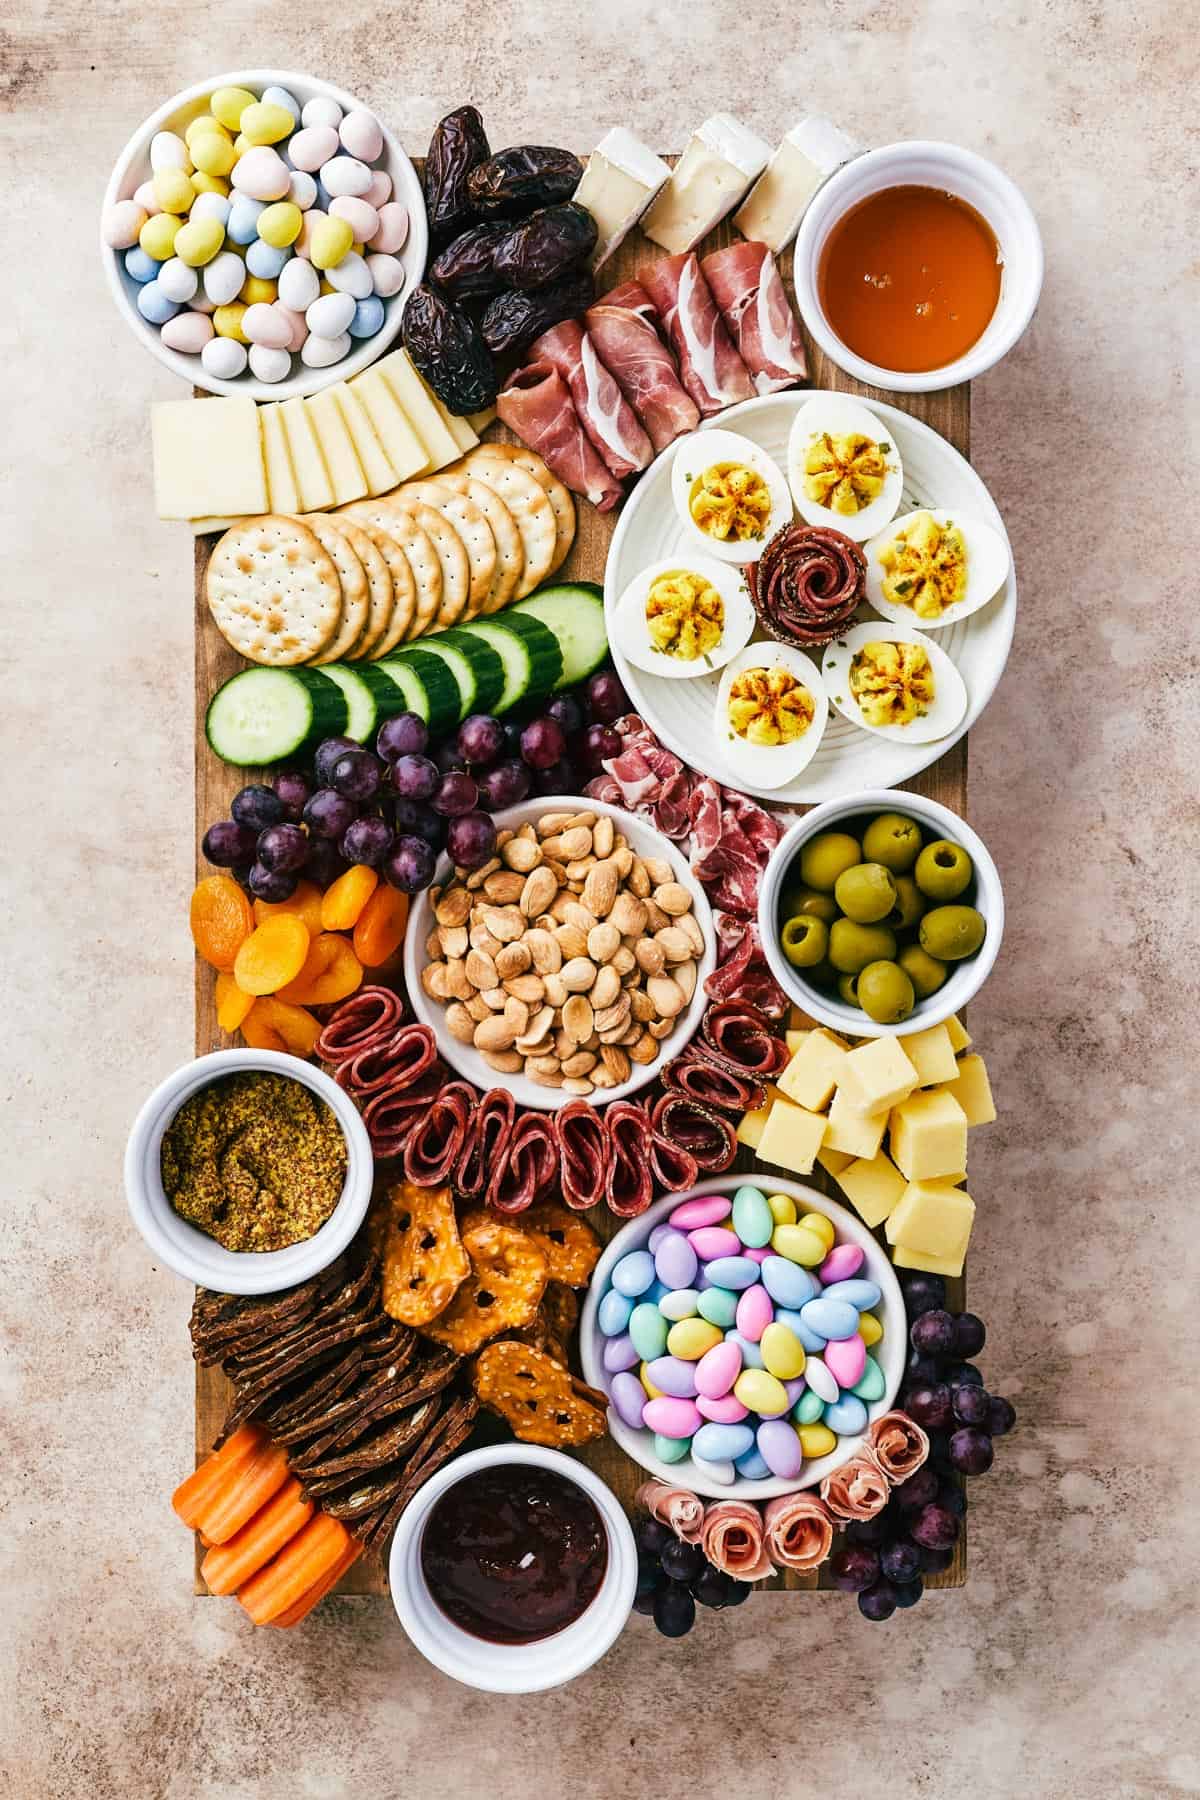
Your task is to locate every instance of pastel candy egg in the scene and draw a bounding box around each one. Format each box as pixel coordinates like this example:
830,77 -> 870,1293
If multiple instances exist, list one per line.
797,1422 -> 837,1457
203,251 -> 246,306
160,311 -> 213,353
744,1247 -> 770,1265
152,167 -> 195,214
669,1194 -> 731,1230
666,1318 -> 723,1361
366,253 -> 406,298
611,1249 -> 655,1297
767,1191 -> 797,1226
330,195 -> 380,244
824,1395 -> 869,1435
647,1277 -> 672,1307
239,101 -> 296,147
602,1332 -> 638,1373
757,1417 -> 804,1479
289,170 -> 319,212
704,1255 -> 760,1291
782,1377 -> 808,1407
191,132 -> 237,178
731,1185 -> 774,1248
654,1431 -> 690,1464
124,246 -> 160,283
694,1421 -> 754,1462
799,1212 -> 836,1251
248,344 -> 292,384
191,191 -> 232,227
733,1369 -> 790,1416
639,1363 -> 664,1400
819,1242 -> 865,1284
772,1223 -> 827,1266
103,199 -> 148,248
189,294 -> 217,315
247,240 -> 291,281
156,256 -> 198,303
232,146 -> 291,201
364,169 -> 392,208
174,217 -> 225,267
760,1323 -> 806,1381
597,1288 -> 633,1337
799,1296 -> 861,1341
760,1255 -> 817,1310
657,1287 -> 700,1322
210,85 -> 257,130
824,1333 -> 867,1389
325,250 -> 372,298
242,302 -> 292,349
858,1311 -> 883,1348
735,1284 -> 773,1343
793,1388 -> 824,1424
150,129 -> 191,172
734,1446 -> 772,1480
772,1305 -> 826,1354
694,1338 -> 742,1399
369,200 -> 410,254
339,107 -> 384,161
802,1355 -> 839,1404
321,155 -> 373,198
642,1396 -> 701,1439
309,215 -> 354,271
646,1222 -> 673,1252
191,171 -> 231,197
136,281 -> 180,325
691,1454 -> 736,1486
628,1302 -> 669,1362
696,1392 -> 749,1423
277,257 -> 321,312
301,93 -> 343,129
276,306 -> 309,354
696,1287 -> 737,1329
822,1278 -> 882,1312
227,194 -> 265,243
653,1229 -> 697,1291
609,1371 -> 648,1430
258,201 -> 303,249
689,1226 -> 741,1262
289,125 -> 342,173
201,335 -> 248,378
725,1328 -> 764,1370
644,1355 -> 697,1398
260,85 -> 302,124
853,1357 -> 887,1404
139,213 -> 180,260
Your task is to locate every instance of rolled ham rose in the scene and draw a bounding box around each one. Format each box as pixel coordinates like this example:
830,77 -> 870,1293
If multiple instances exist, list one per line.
762,1491 -> 836,1574
701,1499 -> 774,1582
635,1480 -> 705,1545
869,1411 -> 931,1484
819,1447 -> 890,1522
496,361 -> 623,511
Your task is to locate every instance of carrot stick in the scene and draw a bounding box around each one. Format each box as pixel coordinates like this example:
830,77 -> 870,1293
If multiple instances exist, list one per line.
171,1425 -> 265,1530
268,1540 -> 363,1628
200,1478 -> 314,1596
199,1439 -> 292,1546
237,1513 -> 353,1625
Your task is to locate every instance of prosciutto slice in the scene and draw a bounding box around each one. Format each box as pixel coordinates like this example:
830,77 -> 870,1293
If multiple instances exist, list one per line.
584,281 -> 700,452
530,320 -> 652,479
496,361 -> 622,511
700,1499 -> 774,1582
819,1447 -> 891,1522
869,1411 -> 931,1483
701,241 -> 808,393
638,253 -> 754,417
762,1492 -> 835,1573
635,1479 -> 705,1545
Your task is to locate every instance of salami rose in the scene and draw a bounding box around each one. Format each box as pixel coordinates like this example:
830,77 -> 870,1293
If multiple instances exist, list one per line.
750,523 -> 866,649
700,1000 -> 791,1078
762,1492 -> 836,1573
402,1081 -> 475,1186
647,1129 -> 699,1196
489,1112 -> 559,1214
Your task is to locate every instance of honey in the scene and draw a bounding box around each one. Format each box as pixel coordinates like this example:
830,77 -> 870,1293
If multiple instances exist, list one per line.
819,185 -> 1002,373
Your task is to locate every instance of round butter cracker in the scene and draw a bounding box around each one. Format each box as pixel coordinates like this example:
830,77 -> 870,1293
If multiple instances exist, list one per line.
437,469 -> 525,615
303,515 -> 371,666
461,447 -> 559,601
206,514 -> 341,666
397,479 -> 498,622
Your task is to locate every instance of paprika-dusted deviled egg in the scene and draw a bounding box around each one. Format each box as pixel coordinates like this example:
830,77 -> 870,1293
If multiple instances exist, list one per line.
821,622 -> 968,744
612,556 -> 756,679
864,507 -> 1010,629
671,429 -> 792,565
787,394 -> 904,541
715,640 -> 828,788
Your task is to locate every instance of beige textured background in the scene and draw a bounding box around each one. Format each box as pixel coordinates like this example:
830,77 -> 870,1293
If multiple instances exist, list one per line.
2,2 -> 1196,1795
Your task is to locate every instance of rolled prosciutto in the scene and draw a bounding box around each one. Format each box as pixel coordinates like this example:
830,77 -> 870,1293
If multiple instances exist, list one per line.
868,1411 -> 931,1484
638,253 -> 755,417
762,1491 -> 836,1573
529,320 -> 653,479
635,1479 -> 705,1545
701,1499 -> 774,1582
497,361 -> 622,512
700,241 -> 808,393
819,1448 -> 890,1522
584,280 -> 700,452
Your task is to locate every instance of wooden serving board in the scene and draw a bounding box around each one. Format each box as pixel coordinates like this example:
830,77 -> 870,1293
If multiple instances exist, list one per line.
193,164 -> 968,1596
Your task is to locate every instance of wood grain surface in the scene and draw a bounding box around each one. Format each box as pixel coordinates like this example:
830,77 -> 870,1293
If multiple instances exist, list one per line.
193,172 -> 968,1597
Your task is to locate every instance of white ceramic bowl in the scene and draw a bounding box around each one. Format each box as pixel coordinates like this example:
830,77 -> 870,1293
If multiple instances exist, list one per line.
389,1445 -> 637,1692
793,140 -> 1043,393
101,68 -> 427,401
580,1178 -> 905,1500
403,795 -> 717,1111
759,788 -> 1004,1038
125,1048 -> 373,1294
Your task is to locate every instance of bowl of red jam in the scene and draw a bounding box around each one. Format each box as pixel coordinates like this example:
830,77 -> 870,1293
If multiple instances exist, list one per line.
389,1446 -> 637,1691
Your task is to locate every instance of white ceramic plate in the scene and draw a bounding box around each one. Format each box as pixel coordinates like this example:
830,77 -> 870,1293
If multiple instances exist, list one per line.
605,390 -> 1016,803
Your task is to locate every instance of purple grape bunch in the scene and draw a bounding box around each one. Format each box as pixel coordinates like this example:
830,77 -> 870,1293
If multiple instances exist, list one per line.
633,1514 -> 751,1638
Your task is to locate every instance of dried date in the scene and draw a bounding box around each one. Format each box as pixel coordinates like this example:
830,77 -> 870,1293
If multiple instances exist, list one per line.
481,268 -> 595,357
429,222 -> 509,299
466,146 -> 584,219
403,282 -> 498,414
424,106 -> 491,247
493,202 -> 598,292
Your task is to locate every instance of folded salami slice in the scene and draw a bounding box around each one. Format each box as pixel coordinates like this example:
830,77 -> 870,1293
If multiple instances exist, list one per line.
316,986 -> 404,1065
647,1129 -> 699,1197
868,1411 -> 931,1484
650,1092 -> 738,1173
455,1088 -> 515,1200
604,1101 -> 655,1217
361,1066 -> 446,1160
338,1023 -> 439,1097
661,1052 -> 765,1115
557,1098 -> 609,1213
635,1479 -> 705,1545
701,1000 -> 791,1077
819,1447 -> 891,1522
700,1499 -> 774,1582
488,1112 -> 559,1214
762,1491 -> 836,1573
402,1081 -> 476,1187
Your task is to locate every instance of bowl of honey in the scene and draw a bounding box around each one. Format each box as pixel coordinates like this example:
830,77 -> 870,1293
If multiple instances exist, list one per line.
793,141 -> 1043,392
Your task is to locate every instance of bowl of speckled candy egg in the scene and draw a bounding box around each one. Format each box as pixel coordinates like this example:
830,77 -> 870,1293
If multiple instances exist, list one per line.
580,1175 -> 906,1500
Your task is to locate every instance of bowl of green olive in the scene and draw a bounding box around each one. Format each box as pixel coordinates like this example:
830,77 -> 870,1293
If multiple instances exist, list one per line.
759,791 -> 1004,1038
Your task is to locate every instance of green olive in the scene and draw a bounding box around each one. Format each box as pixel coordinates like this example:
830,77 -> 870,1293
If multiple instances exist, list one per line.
794,886 -> 839,923
829,917 -> 898,974
857,959 -> 916,1024
914,839 -> 974,901
780,914 -> 829,968
887,874 -> 927,931
837,972 -> 862,1007
898,943 -> 949,998
919,904 -> 986,961
799,831 -> 862,893
834,861 -> 897,923
861,812 -> 924,873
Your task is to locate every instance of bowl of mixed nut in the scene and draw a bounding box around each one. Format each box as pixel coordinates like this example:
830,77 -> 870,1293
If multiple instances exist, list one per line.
403,798 -> 717,1110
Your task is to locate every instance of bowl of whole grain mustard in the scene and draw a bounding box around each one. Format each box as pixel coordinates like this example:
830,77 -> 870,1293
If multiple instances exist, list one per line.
125,1049 -> 372,1295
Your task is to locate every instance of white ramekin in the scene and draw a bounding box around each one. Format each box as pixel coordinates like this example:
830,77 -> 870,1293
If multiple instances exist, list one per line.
389,1445 -> 637,1691
125,1047 -> 373,1294
759,789 -> 1004,1039
792,140 -> 1043,392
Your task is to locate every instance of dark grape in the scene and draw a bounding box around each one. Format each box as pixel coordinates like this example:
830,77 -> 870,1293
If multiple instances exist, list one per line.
247,862 -> 297,902
892,1577 -> 924,1609
910,1504 -> 960,1551
904,1383 -> 954,1432
722,1577 -> 751,1607
432,771 -> 480,817
231,783 -> 285,831
917,1543 -> 954,1574
927,1431 -> 954,1472
845,1514 -> 889,1546
545,693 -> 584,736
659,1538 -> 703,1583
477,757 -> 532,811
314,736 -> 360,785
457,713 -> 506,766
202,819 -> 259,867
900,1272 -> 946,1316
987,1395 -> 1017,1437
635,1517 -> 671,1557
949,1429 -> 994,1476
632,1588 -> 657,1617
652,1582 -> 695,1638
830,1546 -> 880,1592
383,834 -> 437,893
519,715 -> 567,769
906,1350 -> 942,1387
893,1466 -> 939,1512
256,822 -> 310,874
376,713 -> 428,763
433,737 -> 468,776
304,787 -> 357,841
390,753 -> 441,801
340,816 -> 394,869
952,1384 -> 991,1427
691,1565 -> 728,1610
586,668 -> 628,723
272,769 -> 312,821
303,838 -> 347,889
530,757 -> 577,795
945,1362 -> 984,1389
446,810 -> 497,870
500,717 -> 524,757
858,1581 -> 898,1622
952,1312 -> 987,1357
579,722 -> 621,772
936,1479 -> 968,1518
636,1551 -> 662,1597
910,1309 -> 957,1358
880,1540 -> 922,1585
331,749 -> 382,803
391,798 -> 445,849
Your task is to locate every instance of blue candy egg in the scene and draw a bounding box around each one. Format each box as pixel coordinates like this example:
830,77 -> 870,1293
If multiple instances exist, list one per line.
760,1256 -> 817,1310
136,280 -> 181,324
704,1255 -> 760,1291
734,1445 -> 773,1480
628,1303 -> 670,1362
694,1421 -> 755,1462
724,1328 -> 764,1371
349,294 -> 386,338
228,195 -> 266,244
824,1394 -> 869,1435
597,1289 -> 633,1337
822,1278 -> 882,1311
246,238 -> 291,278
611,1250 -> 656,1297
799,1297 -> 861,1341
654,1229 -> 698,1292
697,1286 -> 738,1329
124,245 -> 161,283
773,1305 -> 827,1354
260,84 -> 302,123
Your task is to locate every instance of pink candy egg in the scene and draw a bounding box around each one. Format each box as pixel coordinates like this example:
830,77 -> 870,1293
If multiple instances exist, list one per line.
369,201 -> 409,254
669,1194 -> 731,1231
133,179 -> 161,216
330,195 -> 380,242
689,1226 -> 742,1261
744,1247 -> 770,1265
293,209 -> 328,260
735,1285 -> 773,1343
104,199 -> 148,248
160,311 -> 214,353
288,124 -> 341,173
231,146 -> 290,201
339,107 -> 383,162
364,169 -> 392,208
695,1339 -> 743,1399
276,304 -> 309,351
242,302 -> 294,349
643,1396 -> 702,1439
819,1242 -> 865,1284
366,252 -> 406,298
696,1393 -> 750,1424
824,1333 -> 868,1389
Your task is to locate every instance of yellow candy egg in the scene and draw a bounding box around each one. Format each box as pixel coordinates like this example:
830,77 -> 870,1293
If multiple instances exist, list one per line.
209,86 -> 257,131
319,278 -> 336,295
239,274 -> 278,305
257,201 -> 303,248
310,215 -> 354,271
798,1422 -> 837,1457
771,1223 -> 827,1267
153,167 -> 195,215
139,213 -> 180,260
760,1323 -> 806,1381
239,101 -> 295,146
190,170 -> 231,197
767,1192 -> 797,1227
858,1312 -> 884,1348
186,115 -> 231,147
639,1362 -> 665,1401
213,302 -> 249,342
666,1318 -> 723,1362
799,1212 -> 836,1252
733,1369 -> 790,1416
190,131 -> 237,178
174,217 -> 225,267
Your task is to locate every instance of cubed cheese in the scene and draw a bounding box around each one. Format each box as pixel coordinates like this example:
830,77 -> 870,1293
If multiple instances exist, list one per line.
304,388 -> 368,505
260,403 -> 300,514
900,1021 -> 960,1087
372,350 -> 461,470
279,396 -> 335,511
331,381 -> 397,496
944,1014 -> 972,1054
892,1242 -> 967,1279
833,1151 -> 907,1229
816,1144 -> 854,1177
823,1087 -> 889,1160
733,116 -> 861,252
838,1037 -> 919,1115
466,407 -> 497,435
755,1096 -> 827,1175
889,1089 -> 969,1182
350,366 -> 430,483
942,1053 -> 996,1127
885,1181 -> 975,1266
152,397 -> 267,521
574,128 -> 671,269
777,1028 -> 850,1112
785,1028 -> 807,1056
642,114 -> 772,254
736,1083 -> 782,1151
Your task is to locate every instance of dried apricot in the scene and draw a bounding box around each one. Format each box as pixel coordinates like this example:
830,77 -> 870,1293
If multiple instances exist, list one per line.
233,915 -> 311,996
253,878 -> 324,938
250,997 -> 322,1057
276,934 -> 363,1006
190,876 -> 254,971
320,864 -> 379,932
352,884 -> 409,967
215,970 -> 255,1033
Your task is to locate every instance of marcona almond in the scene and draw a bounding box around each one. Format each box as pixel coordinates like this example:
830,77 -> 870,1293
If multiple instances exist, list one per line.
629,1031 -> 659,1064
628,857 -> 651,898
518,1037 -> 553,1060
591,965 -> 621,1010
611,944 -> 636,977
557,825 -> 593,859
553,1027 -> 576,1060
445,1001 -> 475,1043
582,859 -> 619,917
554,922 -> 589,960
495,939 -> 531,979
485,905 -> 525,943
475,1014 -> 517,1052
425,926 -> 443,960
591,1065 -> 617,1089
501,837 -> 541,873
525,929 -> 561,974
561,994 -> 594,1042
561,956 -> 597,993
465,994 -> 490,1022
630,986 -> 656,1022
438,923 -> 468,959
601,1045 -> 631,1082
469,926 -> 502,959
609,891 -> 647,936
527,1053 -> 560,1077
480,986 -> 508,1011
421,963 -> 449,999
674,959 -> 698,1003
466,948 -> 498,990
581,1029 -> 601,1052
678,912 -> 705,955
482,1049 -> 523,1073
592,815 -> 615,857
503,996 -> 530,1036
595,995 -> 630,1033
655,925 -> 692,963
563,1076 -> 595,1096
465,856 -> 501,888
543,856 -> 569,885
562,900 -> 597,934
620,963 -> 640,988
562,1051 -> 597,1078
643,900 -> 670,932
564,810 -> 596,831
484,870 -> 525,904
647,974 -> 686,1018
435,887 -> 471,928
504,973 -> 545,1005
537,811 -> 573,834
444,958 -> 472,1000
517,1005 -> 554,1050
543,972 -> 568,1008
654,881 -> 693,916
616,1019 -> 641,1046
643,856 -> 673,885
549,891 -> 573,922
565,854 -> 595,879
520,865 -> 558,918
495,828 -> 514,848
587,921 -> 621,964
635,938 -> 666,978
525,1064 -> 564,1088
612,844 -> 634,877
647,1017 -> 674,1039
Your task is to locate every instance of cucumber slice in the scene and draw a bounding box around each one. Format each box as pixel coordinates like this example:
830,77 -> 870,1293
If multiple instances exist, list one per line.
375,649 -> 461,738
413,629 -> 505,720
509,582 -> 607,689
316,665 -> 378,744
205,667 -> 348,768
454,614 -> 563,713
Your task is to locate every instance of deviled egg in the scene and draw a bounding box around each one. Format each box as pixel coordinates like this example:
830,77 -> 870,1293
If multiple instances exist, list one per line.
821,623 -> 968,744
671,428 -> 792,565
787,394 -> 904,541
612,555 -> 756,680
864,507 -> 1010,629
715,640 -> 828,789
